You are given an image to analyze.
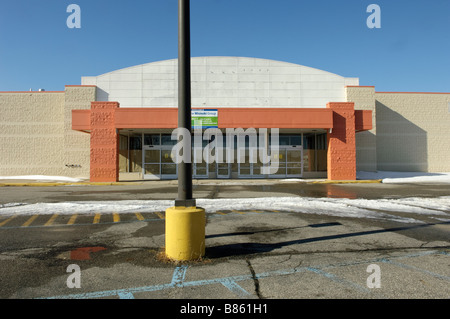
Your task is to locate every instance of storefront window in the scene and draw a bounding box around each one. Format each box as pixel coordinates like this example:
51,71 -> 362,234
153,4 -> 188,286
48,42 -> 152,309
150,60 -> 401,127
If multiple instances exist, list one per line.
316,133 -> 327,172
303,133 -> 327,172
144,134 -> 160,146
130,135 -> 142,149
269,134 -> 302,146
119,133 -> 143,173
161,134 -> 176,146
120,131 -> 327,179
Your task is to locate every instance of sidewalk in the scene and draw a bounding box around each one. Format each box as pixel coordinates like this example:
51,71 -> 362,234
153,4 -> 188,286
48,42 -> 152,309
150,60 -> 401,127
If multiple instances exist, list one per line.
0,177 -> 382,187
3,170 -> 450,187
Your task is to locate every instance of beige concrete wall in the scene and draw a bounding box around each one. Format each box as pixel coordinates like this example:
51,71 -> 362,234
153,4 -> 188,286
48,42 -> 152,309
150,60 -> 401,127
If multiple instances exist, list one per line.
345,86 -> 377,172
0,92 -> 66,176
63,86 -> 96,179
0,86 -> 95,179
375,92 -> 450,172
2,85 -> 448,178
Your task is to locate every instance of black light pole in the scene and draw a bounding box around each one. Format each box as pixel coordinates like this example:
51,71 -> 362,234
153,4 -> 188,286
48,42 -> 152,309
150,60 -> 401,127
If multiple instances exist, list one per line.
165,0 -> 205,260
175,0 -> 195,208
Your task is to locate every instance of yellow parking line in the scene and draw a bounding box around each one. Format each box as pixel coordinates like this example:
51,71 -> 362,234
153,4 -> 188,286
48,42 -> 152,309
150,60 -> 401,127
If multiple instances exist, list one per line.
22,215 -> 39,227
271,210 -> 281,213
93,213 -> 101,224
113,213 -> 120,223
232,210 -> 245,215
155,212 -> 165,219
67,214 -> 78,225
250,210 -> 264,213
135,213 -> 145,221
44,214 -> 59,226
216,211 -> 226,215
0,215 -> 17,227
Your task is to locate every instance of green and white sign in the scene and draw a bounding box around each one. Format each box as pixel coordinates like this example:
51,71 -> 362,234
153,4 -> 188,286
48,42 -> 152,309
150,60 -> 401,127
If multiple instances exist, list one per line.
192,109 -> 218,129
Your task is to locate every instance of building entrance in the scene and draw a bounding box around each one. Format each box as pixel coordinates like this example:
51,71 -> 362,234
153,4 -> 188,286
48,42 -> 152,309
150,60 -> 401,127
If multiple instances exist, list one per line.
119,132 -> 322,180
142,134 -> 177,180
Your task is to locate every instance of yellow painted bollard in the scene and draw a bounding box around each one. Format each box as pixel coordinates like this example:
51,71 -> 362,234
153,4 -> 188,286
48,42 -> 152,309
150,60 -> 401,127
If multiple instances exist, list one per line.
165,206 -> 205,261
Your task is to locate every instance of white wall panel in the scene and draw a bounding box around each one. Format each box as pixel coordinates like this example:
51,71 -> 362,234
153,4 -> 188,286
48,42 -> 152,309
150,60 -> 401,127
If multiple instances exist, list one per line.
83,57 -> 358,108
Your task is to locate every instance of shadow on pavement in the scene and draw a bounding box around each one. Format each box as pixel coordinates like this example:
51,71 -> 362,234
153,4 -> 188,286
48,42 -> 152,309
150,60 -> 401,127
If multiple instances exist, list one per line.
205,221 -> 450,258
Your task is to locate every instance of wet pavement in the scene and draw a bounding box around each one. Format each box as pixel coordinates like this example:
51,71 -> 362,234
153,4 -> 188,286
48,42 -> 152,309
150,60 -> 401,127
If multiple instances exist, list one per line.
1,179 -> 449,204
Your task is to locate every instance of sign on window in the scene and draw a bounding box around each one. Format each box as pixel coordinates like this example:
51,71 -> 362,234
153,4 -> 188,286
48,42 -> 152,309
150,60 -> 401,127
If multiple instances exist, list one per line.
192,109 -> 218,129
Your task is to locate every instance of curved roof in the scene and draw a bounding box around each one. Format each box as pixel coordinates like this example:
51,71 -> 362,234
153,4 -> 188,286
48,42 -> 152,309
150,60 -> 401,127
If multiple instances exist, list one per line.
82,56 -> 358,108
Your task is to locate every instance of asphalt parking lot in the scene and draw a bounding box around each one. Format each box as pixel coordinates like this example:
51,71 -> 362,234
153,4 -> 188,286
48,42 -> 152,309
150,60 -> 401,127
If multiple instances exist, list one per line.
0,180 -> 449,305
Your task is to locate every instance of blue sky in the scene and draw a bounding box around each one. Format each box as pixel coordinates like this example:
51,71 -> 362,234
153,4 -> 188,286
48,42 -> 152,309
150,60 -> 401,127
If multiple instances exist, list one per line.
0,0 -> 449,92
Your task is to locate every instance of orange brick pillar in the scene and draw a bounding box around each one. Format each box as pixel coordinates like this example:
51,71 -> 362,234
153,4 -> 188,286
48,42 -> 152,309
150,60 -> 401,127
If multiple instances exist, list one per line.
90,102 -> 119,182
327,102 -> 356,180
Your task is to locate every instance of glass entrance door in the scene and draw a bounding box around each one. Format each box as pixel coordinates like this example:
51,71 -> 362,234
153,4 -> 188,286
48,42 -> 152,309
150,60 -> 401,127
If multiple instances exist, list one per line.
193,148 -> 208,178
143,134 -> 178,180
216,147 -> 230,178
267,134 -> 303,178
237,148 -> 264,178
217,163 -> 230,178
161,148 -> 177,179
269,147 -> 303,178
143,148 -> 178,179
272,150 -> 286,177
143,148 -> 161,180
238,148 -> 251,178
251,149 -> 264,178
286,147 -> 302,177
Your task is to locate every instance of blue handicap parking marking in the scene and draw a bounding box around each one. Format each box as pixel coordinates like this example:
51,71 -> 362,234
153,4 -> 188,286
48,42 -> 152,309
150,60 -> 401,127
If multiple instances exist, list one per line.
41,249 -> 449,299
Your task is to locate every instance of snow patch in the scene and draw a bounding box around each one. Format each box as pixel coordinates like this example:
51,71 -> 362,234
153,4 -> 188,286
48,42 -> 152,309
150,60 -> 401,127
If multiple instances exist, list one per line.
0,175 -> 84,182
357,171 -> 450,184
1,196 -> 449,224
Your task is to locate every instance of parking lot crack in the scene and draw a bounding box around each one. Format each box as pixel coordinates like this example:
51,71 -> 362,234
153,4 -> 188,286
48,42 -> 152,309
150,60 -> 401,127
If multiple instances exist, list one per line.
293,259 -> 303,272
245,259 -> 264,299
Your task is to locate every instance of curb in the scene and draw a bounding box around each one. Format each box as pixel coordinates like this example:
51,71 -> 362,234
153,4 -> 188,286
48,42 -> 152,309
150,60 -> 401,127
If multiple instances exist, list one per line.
312,179 -> 383,184
0,182 -> 143,187
0,179 -> 383,187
